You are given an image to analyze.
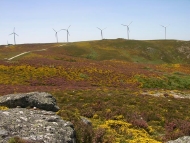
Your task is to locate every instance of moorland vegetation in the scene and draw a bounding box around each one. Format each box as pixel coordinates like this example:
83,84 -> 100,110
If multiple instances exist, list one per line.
0,39 -> 190,142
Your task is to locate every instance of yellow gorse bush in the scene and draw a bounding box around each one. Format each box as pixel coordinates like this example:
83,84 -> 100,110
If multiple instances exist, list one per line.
99,120 -> 161,143
0,64 -> 139,87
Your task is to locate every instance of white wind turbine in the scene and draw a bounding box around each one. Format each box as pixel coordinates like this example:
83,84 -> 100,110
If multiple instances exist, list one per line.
62,25 -> 71,42
97,27 -> 106,40
160,24 -> 170,40
121,21 -> 132,40
9,27 -> 18,45
53,28 -> 62,43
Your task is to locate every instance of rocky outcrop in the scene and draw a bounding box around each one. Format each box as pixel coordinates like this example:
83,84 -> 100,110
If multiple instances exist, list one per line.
177,46 -> 190,59
0,108 -> 75,143
166,136 -> 190,143
0,92 -> 59,112
0,92 -> 76,143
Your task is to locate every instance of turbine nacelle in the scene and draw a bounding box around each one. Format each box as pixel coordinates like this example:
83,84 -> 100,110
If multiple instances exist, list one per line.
97,27 -> 106,31
160,24 -> 170,28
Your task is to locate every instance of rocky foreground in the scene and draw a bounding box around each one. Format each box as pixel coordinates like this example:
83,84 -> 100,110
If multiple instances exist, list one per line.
1,91 -> 190,143
0,92 -> 75,143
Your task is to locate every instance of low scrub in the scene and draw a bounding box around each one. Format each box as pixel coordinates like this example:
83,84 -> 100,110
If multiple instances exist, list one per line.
53,89 -> 190,142
135,74 -> 190,89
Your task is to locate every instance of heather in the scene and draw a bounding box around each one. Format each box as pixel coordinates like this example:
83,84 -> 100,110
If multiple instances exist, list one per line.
1,39 -> 190,142
54,89 -> 190,142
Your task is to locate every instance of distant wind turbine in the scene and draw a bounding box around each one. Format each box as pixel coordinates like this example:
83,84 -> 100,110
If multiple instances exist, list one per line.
53,28 -> 62,43
97,27 -> 106,39
9,27 -> 18,45
62,25 -> 71,42
160,24 -> 169,40
121,21 -> 132,40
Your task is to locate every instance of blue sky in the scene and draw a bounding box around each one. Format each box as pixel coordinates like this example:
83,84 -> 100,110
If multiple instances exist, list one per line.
0,0 -> 190,45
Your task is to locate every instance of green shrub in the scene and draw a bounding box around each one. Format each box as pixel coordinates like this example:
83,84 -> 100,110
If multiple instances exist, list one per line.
135,74 -> 190,89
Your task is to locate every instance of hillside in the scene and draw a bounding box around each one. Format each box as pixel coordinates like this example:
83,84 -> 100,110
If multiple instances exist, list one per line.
0,39 -> 190,64
1,39 -> 190,143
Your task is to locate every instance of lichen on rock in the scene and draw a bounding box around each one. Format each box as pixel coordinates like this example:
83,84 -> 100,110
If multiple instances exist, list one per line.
0,108 -> 75,143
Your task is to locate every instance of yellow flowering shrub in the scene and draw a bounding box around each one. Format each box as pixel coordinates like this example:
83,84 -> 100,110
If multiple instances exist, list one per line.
98,120 -> 161,143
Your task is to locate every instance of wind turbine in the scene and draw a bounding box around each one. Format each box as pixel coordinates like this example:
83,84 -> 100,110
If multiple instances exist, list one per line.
160,24 -> 169,40
62,25 -> 71,42
9,27 -> 18,45
121,21 -> 132,40
97,27 -> 106,40
53,28 -> 62,43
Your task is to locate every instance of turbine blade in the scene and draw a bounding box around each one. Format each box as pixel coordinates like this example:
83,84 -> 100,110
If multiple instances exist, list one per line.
13,27 -> 15,32
128,21 -> 133,26
53,28 -> 56,32
121,24 -> 127,26
68,25 -> 71,29
58,29 -> 63,32
15,33 -> 19,36
103,27 -> 106,30
9,33 -> 13,35
97,27 -> 101,30
68,31 -> 70,36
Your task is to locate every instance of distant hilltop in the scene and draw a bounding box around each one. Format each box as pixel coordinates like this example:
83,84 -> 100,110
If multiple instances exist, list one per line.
0,39 -> 190,64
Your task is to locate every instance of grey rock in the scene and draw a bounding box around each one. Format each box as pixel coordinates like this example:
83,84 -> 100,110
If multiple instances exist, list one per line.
167,136 -> 190,143
0,108 -> 76,143
0,129 -> 8,138
177,46 -> 190,59
0,92 -> 59,112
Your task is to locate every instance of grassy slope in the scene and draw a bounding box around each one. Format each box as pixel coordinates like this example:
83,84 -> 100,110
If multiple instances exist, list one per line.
51,39 -> 190,64
0,39 -> 190,64
1,39 -> 190,142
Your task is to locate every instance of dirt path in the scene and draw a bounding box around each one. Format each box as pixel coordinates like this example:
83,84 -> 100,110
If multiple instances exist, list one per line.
7,49 -> 47,61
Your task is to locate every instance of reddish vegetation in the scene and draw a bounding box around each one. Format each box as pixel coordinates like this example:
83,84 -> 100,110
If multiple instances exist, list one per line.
1,42 -> 190,142
0,58 -> 151,95
0,54 -> 190,96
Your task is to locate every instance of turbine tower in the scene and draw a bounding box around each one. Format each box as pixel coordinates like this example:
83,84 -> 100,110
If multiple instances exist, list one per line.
97,27 -> 106,40
121,21 -> 132,40
62,25 -> 71,42
160,24 -> 169,40
53,28 -> 62,43
9,27 -> 18,45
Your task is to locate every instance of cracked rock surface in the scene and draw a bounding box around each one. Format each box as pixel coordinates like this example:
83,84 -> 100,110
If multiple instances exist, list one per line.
0,108 -> 75,143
